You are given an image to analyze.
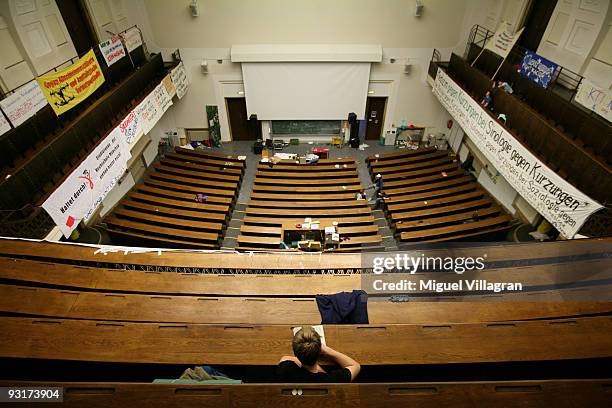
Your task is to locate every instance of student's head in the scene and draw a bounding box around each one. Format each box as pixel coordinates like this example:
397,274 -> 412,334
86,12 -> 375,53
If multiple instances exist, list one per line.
292,326 -> 321,366
485,90 -> 491,96
376,174 -> 382,179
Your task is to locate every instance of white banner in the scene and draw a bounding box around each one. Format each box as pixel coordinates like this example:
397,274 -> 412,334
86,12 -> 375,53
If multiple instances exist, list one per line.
0,112 -> 10,136
154,82 -> 173,112
98,36 -> 126,67
120,27 -> 142,52
136,91 -> 163,135
574,78 -> 612,122
433,68 -> 602,238
170,62 -> 188,99
42,128 -> 131,238
0,80 -> 48,127
118,108 -> 143,146
484,22 -> 524,59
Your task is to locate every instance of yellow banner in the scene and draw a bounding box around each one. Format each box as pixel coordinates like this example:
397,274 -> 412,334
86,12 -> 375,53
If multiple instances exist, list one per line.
37,49 -> 105,116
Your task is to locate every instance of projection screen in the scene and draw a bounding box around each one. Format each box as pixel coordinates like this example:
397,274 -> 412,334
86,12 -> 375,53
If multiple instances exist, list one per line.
241,62 -> 371,120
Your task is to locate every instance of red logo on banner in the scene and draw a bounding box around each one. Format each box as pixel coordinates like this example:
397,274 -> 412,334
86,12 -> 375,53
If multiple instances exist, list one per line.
66,216 -> 75,227
79,170 -> 94,189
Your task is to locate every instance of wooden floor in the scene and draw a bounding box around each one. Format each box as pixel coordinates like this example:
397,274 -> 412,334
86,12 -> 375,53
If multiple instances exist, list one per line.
367,147 -> 514,243
237,158 -> 383,252
104,148 -> 245,249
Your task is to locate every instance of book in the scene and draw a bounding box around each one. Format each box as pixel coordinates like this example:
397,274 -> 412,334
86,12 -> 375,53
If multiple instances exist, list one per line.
292,325 -> 326,346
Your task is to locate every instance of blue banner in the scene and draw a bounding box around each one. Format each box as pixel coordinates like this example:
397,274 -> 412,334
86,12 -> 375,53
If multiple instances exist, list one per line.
519,50 -> 558,88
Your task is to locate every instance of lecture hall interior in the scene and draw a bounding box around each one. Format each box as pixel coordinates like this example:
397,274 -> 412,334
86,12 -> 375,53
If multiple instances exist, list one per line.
0,0 -> 611,406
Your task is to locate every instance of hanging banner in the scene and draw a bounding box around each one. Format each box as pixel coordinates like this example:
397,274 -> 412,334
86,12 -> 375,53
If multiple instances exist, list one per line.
0,80 -> 48,127
518,50 -> 558,88
162,74 -> 176,98
154,82 -> 173,112
98,35 -> 126,67
170,62 -> 188,99
120,27 -> 142,52
118,108 -> 143,146
137,92 -> 163,135
432,68 -> 602,238
574,79 -> 612,122
36,49 -> 105,116
0,112 -> 10,136
42,128 -> 131,238
484,22 -> 524,59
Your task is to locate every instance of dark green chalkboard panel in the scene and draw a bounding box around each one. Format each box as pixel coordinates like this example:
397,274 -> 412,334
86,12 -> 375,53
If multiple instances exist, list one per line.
271,120 -> 342,135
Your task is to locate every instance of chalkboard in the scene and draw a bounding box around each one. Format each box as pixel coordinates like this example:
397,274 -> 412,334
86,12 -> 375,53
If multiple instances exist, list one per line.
271,120 -> 342,135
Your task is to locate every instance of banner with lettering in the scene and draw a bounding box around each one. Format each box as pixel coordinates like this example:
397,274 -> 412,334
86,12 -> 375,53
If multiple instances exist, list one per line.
484,22 -> 524,59
162,74 -> 176,98
574,78 -> 612,122
37,49 -> 105,116
518,50 -> 557,88
0,80 -> 48,127
99,36 -> 126,67
433,68 -> 602,237
42,127 -> 131,238
0,112 -> 10,136
170,62 -> 188,99
137,92 -> 163,135
154,83 -> 173,113
118,108 -> 143,146
120,27 -> 142,52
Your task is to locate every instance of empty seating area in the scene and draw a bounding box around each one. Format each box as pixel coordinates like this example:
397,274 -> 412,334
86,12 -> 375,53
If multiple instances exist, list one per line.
0,52 -> 166,239
367,147 -> 513,243
0,237 -> 610,404
236,158 -> 383,252
105,148 -> 245,249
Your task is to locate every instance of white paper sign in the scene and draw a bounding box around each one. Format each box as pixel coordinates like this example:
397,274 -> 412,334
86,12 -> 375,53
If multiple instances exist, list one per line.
42,128 -> 131,238
170,62 -> 189,99
574,79 -> 612,122
154,82 -> 173,113
118,108 -> 143,145
120,27 -> 142,52
0,112 -> 11,136
484,22 -> 524,59
0,80 -> 48,127
432,68 -> 602,238
98,36 -> 126,67
162,74 -> 176,98
137,92 -> 163,135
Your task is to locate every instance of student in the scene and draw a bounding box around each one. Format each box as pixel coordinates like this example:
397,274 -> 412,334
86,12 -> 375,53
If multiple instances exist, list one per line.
374,190 -> 388,209
374,174 -> 384,194
496,81 -> 514,94
277,326 -> 360,383
480,90 -> 493,110
497,113 -> 507,125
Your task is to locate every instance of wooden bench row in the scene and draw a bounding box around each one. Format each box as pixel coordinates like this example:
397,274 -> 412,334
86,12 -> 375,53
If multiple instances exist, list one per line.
1,315 -> 610,365
3,256 -> 608,296
1,237 -> 609,269
104,149 -> 245,249
369,149 -> 513,243
2,280 -> 610,324
238,159 -> 383,252
3,380 -> 609,408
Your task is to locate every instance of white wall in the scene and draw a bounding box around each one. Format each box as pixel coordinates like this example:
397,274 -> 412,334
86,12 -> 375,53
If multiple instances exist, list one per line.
136,0 -> 489,142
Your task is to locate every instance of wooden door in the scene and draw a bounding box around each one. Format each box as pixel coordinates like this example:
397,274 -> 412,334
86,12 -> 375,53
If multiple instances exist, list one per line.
56,0 -> 99,55
226,97 -> 251,141
365,97 -> 387,140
